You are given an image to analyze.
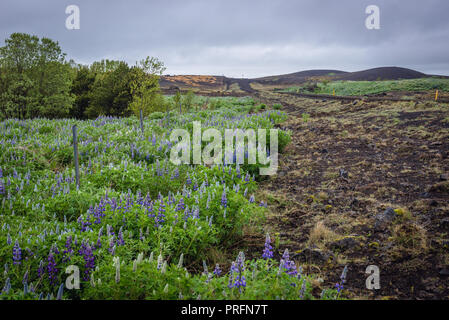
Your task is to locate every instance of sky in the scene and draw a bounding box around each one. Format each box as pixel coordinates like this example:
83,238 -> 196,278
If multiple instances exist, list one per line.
1,0 -> 448,78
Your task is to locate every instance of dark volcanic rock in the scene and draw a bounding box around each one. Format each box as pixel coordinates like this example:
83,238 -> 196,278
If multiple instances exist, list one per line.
329,237 -> 360,252
440,218 -> 449,229
374,207 -> 398,231
294,248 -> 334,265
339,168 -> 348,179
439,268 -> 449,276
428,181 -> 449,194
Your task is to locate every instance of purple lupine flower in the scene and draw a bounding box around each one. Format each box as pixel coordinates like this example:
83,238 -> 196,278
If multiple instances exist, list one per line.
146,201 -> 155,218
249,194 -> 255,203
47,252 -> 58,286
12,240 -> 22,265
221,189 -> 227,208
0,180 -> 4,195
108,237 -> 116,255
62,236 -> 73,262
78,212 -> 92,232
228,262 -> 237,289
186,174 -> 192,185
96,237 -> 102,249
51,244 -> 60,255
213,264 -> 222,277
81,245 -> 95,281
183,207 -> 192,221
228,252 -> 246,292
2,278 -> 11,294
176,197 -> 185,212
155,199 -> 166,228
168,193 -> 175,205
262,233 -> 273,259
25,248 -> 35,261
171,168 -> 179,180
117,228 -> 125,246
37,260 -> 44,278
280,249 -> 297,276
335,265 -> 348,296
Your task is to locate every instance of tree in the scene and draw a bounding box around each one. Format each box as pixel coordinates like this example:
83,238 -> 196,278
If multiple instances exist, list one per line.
173,90 -> 182,113
128,57 -> 166,117
86,61 -> 133,118
70,66 -> 95,119
0,33 -> 74,119
1,73 -> 34,119
182,90 -> 195,111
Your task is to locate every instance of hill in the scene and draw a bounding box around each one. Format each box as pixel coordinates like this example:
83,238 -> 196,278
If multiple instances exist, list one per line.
159,67 -> 441,94
332,67 -> 427,81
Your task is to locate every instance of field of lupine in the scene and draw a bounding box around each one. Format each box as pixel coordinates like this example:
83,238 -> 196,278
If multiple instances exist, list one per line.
0,97 -> 342,300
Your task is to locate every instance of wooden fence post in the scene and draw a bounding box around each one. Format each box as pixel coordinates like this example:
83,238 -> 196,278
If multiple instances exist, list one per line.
139,109 -> 144,134
72,125 -> 80,188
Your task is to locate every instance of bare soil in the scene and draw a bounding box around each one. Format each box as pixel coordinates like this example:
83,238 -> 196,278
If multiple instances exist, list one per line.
255,91 -> 449,300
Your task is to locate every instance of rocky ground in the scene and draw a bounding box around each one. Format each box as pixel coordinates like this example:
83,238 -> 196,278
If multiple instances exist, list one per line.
255,91 -> 449,299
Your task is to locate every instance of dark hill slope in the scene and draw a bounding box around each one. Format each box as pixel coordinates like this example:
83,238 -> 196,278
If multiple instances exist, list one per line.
333,67 -> 426,81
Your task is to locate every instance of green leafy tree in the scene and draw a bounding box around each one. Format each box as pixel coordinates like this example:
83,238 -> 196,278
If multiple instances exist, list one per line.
70,66 -> 95,119
86,61 -> 133,118
0,33 -> 74,119
1,73 -> 34,119
128,57 -> 166,117
182,90 -> 195,111
173,90 -> 182,113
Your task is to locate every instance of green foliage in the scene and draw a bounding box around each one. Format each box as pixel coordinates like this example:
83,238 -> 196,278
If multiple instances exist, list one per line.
302,113 -> 310,123
86,61 -> 133,118
128,57 -> 166,117
81,255 -> 329,300
70,66 -> 95,119
148,112 -> 165,120
0,33 -> 74,119
283,78 -> 449,96
173,90 -> 182,113
0,99 -> 348,300
182,90 -> 195,111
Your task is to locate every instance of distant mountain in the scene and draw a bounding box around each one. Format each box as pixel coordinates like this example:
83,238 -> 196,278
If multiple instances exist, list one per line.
159,67 -> 439,94
332,67 -> 427,81
254,69 -> 347,82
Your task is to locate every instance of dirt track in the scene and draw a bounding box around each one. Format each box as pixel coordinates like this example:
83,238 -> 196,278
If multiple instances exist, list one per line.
256,91 -> 449,299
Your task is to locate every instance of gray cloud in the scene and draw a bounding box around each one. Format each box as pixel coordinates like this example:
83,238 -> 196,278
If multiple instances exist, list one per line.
1,0 -> 448,77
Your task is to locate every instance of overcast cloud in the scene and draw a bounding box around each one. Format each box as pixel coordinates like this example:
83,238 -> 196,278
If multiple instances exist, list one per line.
1,0 -> 448,77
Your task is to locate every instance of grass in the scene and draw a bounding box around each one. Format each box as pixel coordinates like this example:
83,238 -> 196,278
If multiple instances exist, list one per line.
283,78 -> 449,96
0,98 -> 345,300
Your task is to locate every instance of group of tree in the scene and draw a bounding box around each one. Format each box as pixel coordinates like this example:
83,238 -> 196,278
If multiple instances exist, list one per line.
0,33 -> 167,120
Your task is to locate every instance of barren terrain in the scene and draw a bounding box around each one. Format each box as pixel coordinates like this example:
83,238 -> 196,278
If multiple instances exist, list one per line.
255,90 -> 449,299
